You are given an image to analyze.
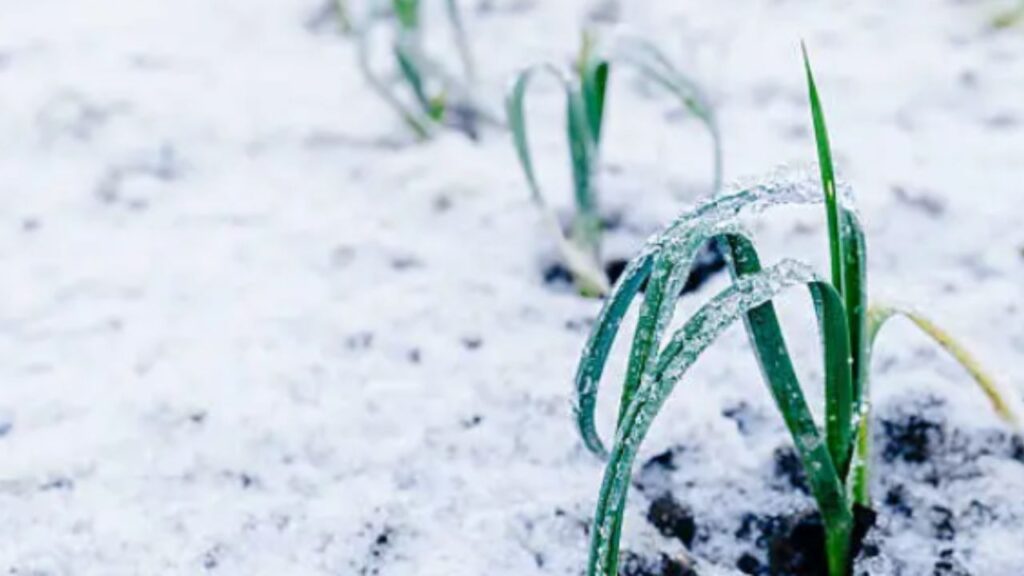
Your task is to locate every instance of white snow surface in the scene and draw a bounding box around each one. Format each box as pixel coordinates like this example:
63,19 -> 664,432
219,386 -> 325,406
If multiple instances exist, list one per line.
1,0 -> 1024,575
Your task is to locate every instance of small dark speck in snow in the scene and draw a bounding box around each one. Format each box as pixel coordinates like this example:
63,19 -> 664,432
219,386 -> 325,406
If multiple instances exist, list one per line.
330,245 -> 356,268
239,473 -> 257,489
722,401 -> 754,435
1011,434 -> 1024,462
543,262 -> 574,288
346,332 -> 374,350
40,476 -> 74,491
0,411 -> 12,437
983,112 -> 1018,130
432,194 -> 452,212
407,348 -> 422,364
772,446 -> 808,494
202,547 -> 221,570
883,484 -> 913,518
390,255 -> 422,270
21,217 -> 41,232
891,185 -> 946,217
930,506 -> 956,541
933,548 -> 970,576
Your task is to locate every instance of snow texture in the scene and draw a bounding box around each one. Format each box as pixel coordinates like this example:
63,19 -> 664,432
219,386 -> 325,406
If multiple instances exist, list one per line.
1,1 -> 1023,575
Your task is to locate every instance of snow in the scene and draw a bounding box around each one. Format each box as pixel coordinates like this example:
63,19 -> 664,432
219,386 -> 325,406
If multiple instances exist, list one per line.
1,0 -> 1023,574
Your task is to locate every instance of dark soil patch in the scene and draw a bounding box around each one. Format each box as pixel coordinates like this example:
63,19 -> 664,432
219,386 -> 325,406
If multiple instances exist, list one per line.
734,506 -> 876,576
621,551 -> 698,576
877,395 -> 1024,486
772,446 -> 809,495
881,412 -> 943,464
604,241 -> 726,295
647,493 -> 697,548
625,396 -> 1022,575
543,239 -> 726,295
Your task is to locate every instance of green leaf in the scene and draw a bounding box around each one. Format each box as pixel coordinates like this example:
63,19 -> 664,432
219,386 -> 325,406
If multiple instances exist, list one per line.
392,0 -> 419,30
723,236 -> 853,576
615,248 -> 688,427
574,170 -> 873,576
813,265 -> 855,477
566,89 -> 601,254
574,169 -> 863,457
586,260 -> 852,576
578,35 -> 609,145
574,252 -> 654,455
802,44 -> 845,298
803,43 -> 866,480
428,93 -> 447,121
394,42 -> 433,114
842,210 -> 868,409
505,66 -> 609,296
354,29 -> 432,138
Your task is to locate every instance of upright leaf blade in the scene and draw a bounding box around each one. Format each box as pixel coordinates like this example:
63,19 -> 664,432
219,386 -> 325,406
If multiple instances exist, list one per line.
803,45 -> 865,486
566,89 -> 601,256
802,44 -> 845,297
813,276 -> 854,477
581,62 -> 609,144
723,236 -> 853,576
842,210 -> 869,411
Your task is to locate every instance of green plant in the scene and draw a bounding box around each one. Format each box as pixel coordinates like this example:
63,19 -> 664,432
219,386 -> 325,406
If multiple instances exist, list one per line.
339,0 -> 486,139
993,0 -> 1024,28
506,32 -> 722,297
572,46 -> 1020,576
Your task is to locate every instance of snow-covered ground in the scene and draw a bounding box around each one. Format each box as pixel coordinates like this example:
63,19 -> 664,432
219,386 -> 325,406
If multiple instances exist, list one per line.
1,1 -> 1023,574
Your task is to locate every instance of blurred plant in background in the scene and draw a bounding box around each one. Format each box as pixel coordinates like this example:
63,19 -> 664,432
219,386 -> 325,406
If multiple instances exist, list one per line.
336,0 -> 494,140
993,1 -> 1024,28
507,31 -> 721,297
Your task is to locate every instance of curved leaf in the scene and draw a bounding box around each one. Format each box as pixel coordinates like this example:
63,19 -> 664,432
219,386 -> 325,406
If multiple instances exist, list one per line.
574,168 -> 860,456
868,305 -> 1020,426
506,65 -> 607,295
354,27 -> 432,139
850,304 -> 1022,505
613,36 -> 722,191
587,262 -> 853,576
574,250 -> 655,455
